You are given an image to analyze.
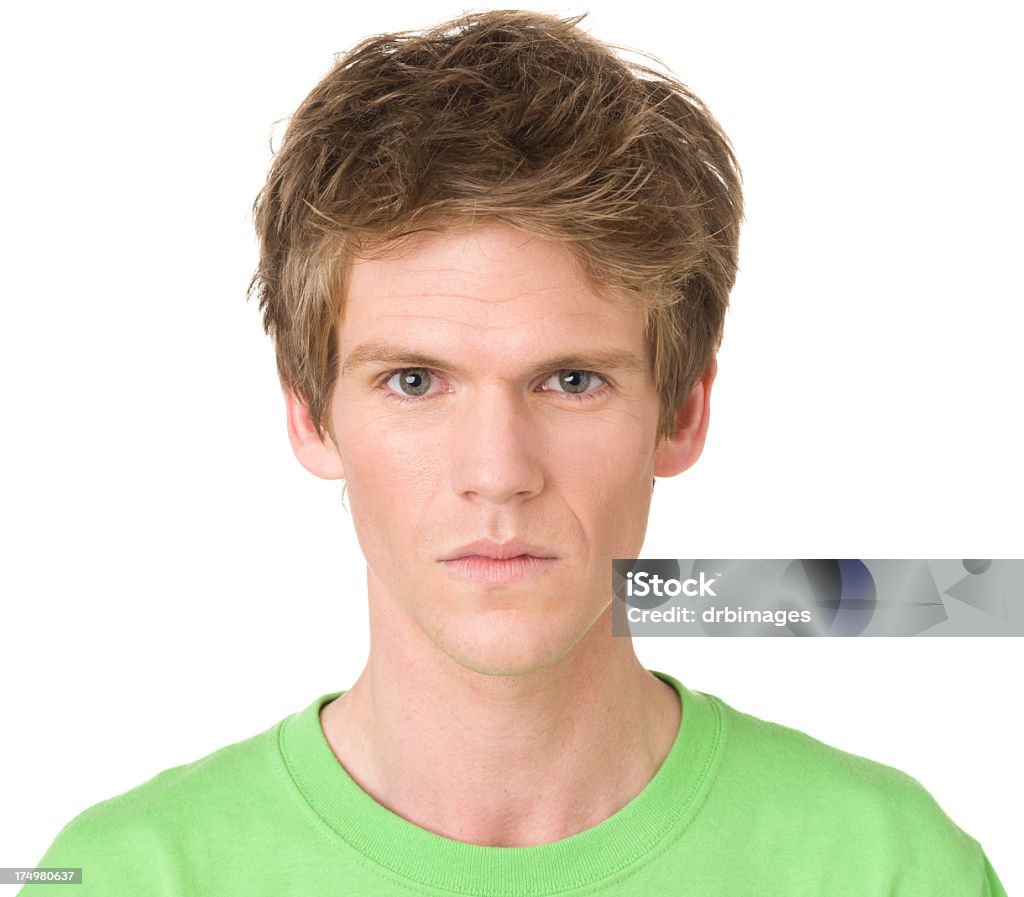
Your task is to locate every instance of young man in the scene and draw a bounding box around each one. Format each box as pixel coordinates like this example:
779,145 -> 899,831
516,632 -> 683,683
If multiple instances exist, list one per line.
21,10 -> 1006,896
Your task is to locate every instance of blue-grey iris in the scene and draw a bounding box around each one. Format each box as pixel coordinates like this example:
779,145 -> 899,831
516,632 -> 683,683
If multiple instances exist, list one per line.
559,371 -> 590,393
399,368 -> 431,396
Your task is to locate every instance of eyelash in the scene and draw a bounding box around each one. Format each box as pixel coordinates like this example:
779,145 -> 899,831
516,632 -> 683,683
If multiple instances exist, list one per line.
376,368 -> 611,405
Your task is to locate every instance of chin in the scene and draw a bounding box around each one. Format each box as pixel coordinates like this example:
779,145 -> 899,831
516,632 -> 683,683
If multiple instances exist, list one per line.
434,611 -> 594,678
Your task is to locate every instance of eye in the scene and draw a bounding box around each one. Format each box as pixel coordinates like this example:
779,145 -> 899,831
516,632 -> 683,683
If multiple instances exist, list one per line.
541,370 -> 607,399
384,367 -> 438,398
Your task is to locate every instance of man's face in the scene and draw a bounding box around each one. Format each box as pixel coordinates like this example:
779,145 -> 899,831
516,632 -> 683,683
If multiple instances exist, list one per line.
325,222 -> 666,675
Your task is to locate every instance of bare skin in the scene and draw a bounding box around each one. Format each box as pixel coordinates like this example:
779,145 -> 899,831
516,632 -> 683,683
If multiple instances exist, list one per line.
286,221 -> 715,847
319,600 -> 682,845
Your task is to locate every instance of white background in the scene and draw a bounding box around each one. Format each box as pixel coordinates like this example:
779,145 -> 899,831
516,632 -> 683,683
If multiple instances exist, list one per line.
2,0 -> 1020,890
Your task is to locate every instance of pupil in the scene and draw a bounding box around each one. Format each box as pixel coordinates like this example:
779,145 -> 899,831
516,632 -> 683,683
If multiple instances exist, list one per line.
400,369 -> 430,396
561,370 -> 589,393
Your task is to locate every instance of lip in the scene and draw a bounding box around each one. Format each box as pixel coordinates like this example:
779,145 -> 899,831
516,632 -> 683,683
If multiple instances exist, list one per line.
439,539 -> 559,586
440,539 -> 557,561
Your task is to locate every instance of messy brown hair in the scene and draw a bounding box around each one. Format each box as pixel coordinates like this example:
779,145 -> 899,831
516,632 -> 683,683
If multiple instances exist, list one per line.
248,9 -> 743,445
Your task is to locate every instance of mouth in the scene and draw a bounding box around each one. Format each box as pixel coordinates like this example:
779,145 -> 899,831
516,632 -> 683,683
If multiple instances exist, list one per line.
439,540 -> 558,585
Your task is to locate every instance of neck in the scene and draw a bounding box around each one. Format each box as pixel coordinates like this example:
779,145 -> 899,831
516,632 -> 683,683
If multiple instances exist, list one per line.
320,584 -> 681,847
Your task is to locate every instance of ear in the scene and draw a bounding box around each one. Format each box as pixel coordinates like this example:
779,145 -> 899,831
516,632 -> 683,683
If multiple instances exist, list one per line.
653,357 -> 717,478
283,389 -> 346,480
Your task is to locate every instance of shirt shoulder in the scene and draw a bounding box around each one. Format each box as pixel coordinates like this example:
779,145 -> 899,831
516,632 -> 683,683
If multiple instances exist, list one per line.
18,712 -> 293,896
702,692 -> 1006,895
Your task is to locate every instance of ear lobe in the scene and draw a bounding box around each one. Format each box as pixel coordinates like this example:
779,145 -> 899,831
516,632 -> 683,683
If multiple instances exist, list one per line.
653,357 -> 717,478
283,389 -> 346,480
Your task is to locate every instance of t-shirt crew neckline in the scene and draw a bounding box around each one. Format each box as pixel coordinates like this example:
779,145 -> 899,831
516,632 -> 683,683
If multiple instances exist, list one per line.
278,670 -> 724,896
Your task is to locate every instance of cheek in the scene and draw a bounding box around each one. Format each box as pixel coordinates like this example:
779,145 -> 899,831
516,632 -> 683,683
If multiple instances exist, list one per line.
573,431 -> 655,546
340,428 -> 443,547
569,423 -> 653,491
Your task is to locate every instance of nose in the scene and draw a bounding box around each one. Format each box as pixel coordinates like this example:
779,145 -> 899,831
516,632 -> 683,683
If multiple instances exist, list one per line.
448,386 -> 545,503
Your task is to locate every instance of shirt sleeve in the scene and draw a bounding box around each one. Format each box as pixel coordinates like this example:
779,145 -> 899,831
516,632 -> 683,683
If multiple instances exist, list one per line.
982,850 -> 1009,897
16,806 -> 181,897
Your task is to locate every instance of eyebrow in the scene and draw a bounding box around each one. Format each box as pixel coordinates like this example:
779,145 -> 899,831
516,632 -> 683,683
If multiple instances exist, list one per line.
341,340 -> 650,378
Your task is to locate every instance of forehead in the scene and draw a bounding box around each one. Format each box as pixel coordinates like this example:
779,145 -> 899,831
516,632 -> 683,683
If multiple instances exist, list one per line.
340,222 -> 646,356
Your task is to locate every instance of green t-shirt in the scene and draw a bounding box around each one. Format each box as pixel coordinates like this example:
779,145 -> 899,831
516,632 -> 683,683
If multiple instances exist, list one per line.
19,670 -> 1007,896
